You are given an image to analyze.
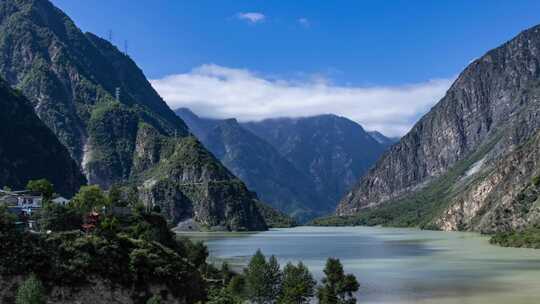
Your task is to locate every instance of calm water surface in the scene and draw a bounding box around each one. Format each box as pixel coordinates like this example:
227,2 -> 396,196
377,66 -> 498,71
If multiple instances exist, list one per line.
179,226 -> 540,304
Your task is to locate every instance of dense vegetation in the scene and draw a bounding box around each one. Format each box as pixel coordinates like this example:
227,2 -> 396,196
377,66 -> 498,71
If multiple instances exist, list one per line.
0,0 -> 268,232
490,226 -> 540,249
0,181 -> 360,303
209,250 -> 359,304
311,138 -> 500,229
0,189 -> 207,303
0,77 -> 85,196
255,202 -> 297,228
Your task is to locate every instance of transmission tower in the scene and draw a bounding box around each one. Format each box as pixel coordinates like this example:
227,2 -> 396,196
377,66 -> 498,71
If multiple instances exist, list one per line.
115,87 -> 120,102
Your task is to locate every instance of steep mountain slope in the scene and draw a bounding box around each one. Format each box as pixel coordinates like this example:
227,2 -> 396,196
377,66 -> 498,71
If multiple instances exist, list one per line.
368,131 -> 399,148
176,109 -> 387,221
336,24 -> 540,233
0,0 -> 266,230
0,78 -> 85,196
243,115 -> 386,205
176,108 -> 326,221
175,108 -> 218,142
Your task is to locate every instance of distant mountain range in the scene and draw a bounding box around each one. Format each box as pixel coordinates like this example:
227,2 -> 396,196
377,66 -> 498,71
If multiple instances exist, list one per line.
176,108 -> 391,221
333,24 -> 540,234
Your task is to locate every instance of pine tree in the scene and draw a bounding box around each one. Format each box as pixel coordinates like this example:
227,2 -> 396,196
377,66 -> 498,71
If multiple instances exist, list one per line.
279,262 -> 316,304
245,249 -> 270,304
16,274 -> 45,304
317,258 -> 359,304
208,288 -> 242,304
227,275 -> 246,298
266,255 -> 283,303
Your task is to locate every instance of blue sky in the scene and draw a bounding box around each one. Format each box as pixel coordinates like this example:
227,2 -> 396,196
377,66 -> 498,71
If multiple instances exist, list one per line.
51,0 -> 540,135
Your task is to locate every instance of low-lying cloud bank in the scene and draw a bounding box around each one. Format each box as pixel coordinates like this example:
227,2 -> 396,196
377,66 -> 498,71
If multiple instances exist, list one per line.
151,64 -> 453,136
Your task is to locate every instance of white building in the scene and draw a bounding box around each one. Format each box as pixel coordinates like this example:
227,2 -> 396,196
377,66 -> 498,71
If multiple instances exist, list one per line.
52,196 -> 70,206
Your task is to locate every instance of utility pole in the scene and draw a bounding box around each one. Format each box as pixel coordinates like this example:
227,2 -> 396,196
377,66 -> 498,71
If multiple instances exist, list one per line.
124,40 -> 128,55
108,30 -> 113,43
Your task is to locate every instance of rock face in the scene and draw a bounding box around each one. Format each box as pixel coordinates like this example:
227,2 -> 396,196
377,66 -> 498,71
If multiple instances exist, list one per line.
0,78 -> 85,196
243,115 -> 386,206
0,0 -> 266,230
177,109 -> 386,221
336,24 -> 540,233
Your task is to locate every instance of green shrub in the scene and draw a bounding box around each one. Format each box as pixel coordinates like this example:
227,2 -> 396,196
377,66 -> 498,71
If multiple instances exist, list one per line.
532,175 -> 540,187
16,274 -> 45,304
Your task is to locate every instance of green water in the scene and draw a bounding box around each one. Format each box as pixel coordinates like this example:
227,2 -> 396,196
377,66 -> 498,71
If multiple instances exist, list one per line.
179,226 -> 540,304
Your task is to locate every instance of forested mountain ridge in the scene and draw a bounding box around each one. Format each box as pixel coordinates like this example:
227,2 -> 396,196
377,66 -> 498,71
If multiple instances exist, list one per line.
0,77 -> 85,196
335,24 -> 540,233
243,115 -> 386,206
0,0 -> 266,230
368,131 -> 399,148
176,109 -> 326,221
178,109 -> 387,221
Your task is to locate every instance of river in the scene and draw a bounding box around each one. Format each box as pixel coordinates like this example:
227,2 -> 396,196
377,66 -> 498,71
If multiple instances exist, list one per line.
179,226 -> 540,304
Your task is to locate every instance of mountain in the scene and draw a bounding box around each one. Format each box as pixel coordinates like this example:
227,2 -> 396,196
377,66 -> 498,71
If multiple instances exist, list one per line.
0,78 -> 85,196
368,131 -> 399,148
335,24 -> 540,233
0,0 -> 266,231
176,109 -> 325,221
175,108 -> 218,142
243,115 -> 386,205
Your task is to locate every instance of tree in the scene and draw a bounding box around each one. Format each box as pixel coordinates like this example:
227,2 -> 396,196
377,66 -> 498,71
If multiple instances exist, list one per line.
146,295 -> 162,304
279,262 -> 316,304
245,250 -> 271,304
39,204 -> 82,232
70,185 -> 108,213
221,262 -> 233,285
98,216 -> 120,238
26,179 -> 54,201
16,274 -> 45,304
227,275 -> 246,298
317,258 -> 359,304
0,205 -> 16,233
244,250 -> 283,304
107,184 -> 126,207
266,255 -> 283,302
208,288 -> 242,304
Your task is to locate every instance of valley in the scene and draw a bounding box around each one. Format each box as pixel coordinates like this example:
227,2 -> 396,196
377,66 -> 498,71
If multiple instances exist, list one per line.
1,0 -> 540,303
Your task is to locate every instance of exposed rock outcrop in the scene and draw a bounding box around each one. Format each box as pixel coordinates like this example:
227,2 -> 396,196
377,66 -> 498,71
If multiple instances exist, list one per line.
336,24 -> 540,232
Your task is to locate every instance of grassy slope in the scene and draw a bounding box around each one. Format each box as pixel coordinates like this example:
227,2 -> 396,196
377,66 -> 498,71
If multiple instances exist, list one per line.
311,134 -> 501,229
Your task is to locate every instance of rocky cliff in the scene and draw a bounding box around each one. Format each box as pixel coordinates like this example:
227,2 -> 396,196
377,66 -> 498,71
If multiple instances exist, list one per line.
0,0 -> 266,230
336,24 -> 540,233
0,78 -> 85,195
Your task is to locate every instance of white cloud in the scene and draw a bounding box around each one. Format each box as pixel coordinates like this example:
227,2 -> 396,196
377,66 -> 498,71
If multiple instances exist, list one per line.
298,18 -> 310,28
236,12 -> 265,24
151,64 -> 454,136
